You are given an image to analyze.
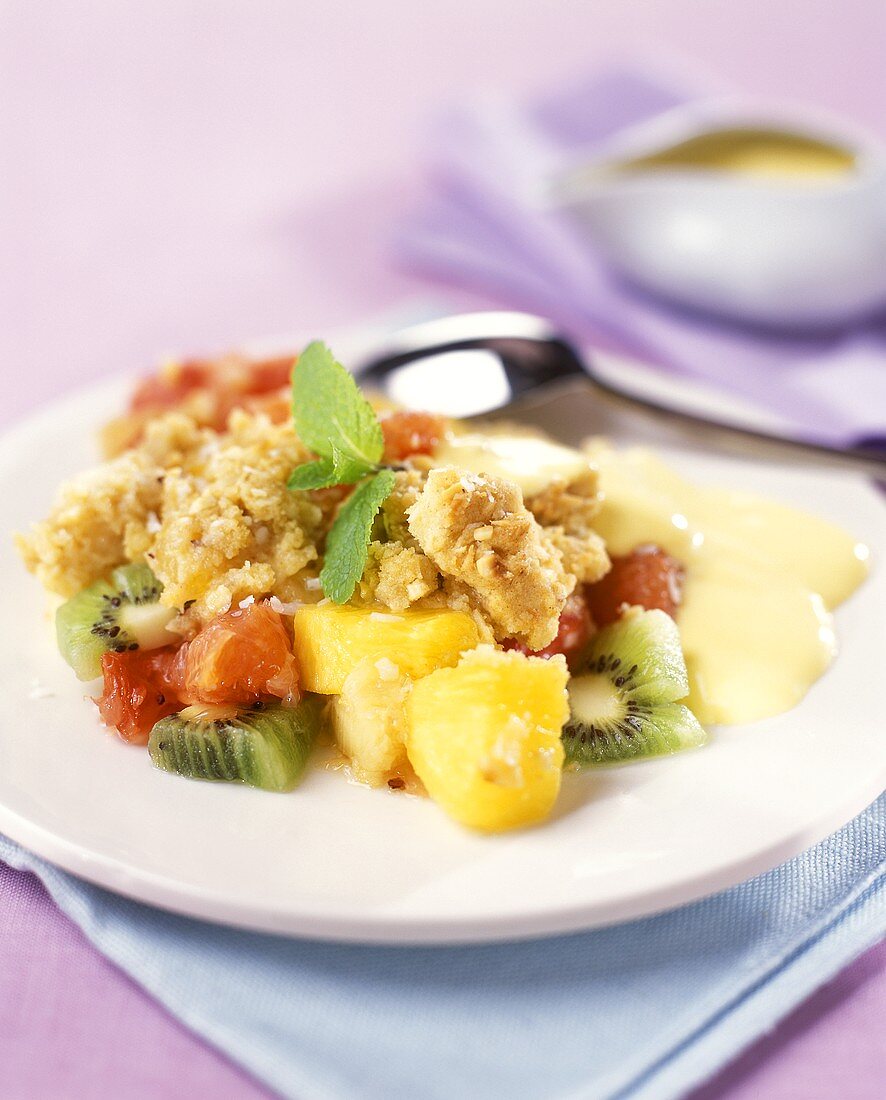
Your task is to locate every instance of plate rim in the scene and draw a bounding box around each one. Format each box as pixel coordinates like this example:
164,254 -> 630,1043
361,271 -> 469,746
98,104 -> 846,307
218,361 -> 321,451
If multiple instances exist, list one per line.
0,767 -> 882,944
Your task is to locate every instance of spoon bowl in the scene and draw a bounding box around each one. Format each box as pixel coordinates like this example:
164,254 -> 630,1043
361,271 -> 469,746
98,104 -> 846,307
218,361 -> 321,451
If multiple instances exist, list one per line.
357,310 -> 886,479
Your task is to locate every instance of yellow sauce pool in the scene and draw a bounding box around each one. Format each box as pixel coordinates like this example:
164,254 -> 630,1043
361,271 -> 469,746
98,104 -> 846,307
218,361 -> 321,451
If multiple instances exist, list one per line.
613,128 -> 856,183
590,445 -> 870,724
432,432 -> 869,727
434,432 -> 591,498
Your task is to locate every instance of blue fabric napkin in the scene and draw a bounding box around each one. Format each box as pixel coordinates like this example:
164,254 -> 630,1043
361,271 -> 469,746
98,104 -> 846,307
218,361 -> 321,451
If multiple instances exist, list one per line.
393,70 -> 886,449
2,795 -> 883,1100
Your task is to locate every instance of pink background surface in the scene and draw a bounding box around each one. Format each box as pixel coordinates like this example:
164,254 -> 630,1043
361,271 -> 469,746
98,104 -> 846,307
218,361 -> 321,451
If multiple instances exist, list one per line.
2,2 -> 884,1095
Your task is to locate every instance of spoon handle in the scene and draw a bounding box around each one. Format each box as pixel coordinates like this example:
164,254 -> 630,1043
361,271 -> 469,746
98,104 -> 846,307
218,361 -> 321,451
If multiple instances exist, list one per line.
582,371 -> 886,481
359,310 -> 886,481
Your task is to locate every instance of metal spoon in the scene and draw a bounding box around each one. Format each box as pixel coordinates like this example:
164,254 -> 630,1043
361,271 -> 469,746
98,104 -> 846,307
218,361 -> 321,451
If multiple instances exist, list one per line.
356,310 -> 886,480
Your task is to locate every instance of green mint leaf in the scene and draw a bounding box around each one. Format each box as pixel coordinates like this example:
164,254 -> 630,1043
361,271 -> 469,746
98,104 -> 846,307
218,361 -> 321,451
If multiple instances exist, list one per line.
287,458 -> 340,491
320,469 -> 396,604
287,452 -> 372,491
292,341 -> 383,471
329,444 -> 375,485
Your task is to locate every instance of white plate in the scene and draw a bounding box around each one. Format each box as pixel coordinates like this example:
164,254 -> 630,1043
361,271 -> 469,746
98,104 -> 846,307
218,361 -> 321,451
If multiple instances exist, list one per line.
0,373 -> 884,944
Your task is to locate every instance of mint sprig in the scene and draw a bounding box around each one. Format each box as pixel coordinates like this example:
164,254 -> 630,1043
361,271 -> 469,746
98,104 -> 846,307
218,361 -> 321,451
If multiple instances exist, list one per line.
319,470 -> 396,603
288,341 -> 384,486
288,342 -> 395,603
287,457 -> 342,491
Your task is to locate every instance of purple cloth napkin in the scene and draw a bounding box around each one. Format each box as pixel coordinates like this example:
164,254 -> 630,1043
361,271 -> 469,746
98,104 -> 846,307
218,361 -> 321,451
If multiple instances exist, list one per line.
394,70 -> 886,449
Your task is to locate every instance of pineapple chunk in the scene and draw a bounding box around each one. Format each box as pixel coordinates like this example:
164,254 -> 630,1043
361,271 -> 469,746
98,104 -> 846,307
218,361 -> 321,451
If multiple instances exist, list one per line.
291,605 -> 480,694
406,646 -> 569,832
330,658 -> 411,784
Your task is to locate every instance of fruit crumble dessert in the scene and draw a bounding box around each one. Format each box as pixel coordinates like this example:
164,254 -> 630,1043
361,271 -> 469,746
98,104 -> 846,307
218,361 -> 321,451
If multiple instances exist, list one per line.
16,342 -> 868,831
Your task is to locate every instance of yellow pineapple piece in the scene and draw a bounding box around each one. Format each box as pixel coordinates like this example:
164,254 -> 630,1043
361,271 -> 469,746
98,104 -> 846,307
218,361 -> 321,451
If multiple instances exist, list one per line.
291,605 -> 480,694
329,658 -> 411,784
406,646 -> 569,832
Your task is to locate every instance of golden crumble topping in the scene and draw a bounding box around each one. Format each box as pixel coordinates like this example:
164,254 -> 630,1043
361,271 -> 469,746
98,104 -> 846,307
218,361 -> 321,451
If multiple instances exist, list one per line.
16,414 -> 212,597
527,470 -> 610,585
19,385 -> 612,650
150,411 -> 321,623
407,467 -> 572,650
544,527 -> 609,585
525,468 -> 602,529
357,541 -> 440,612
18,409 -> 323,628
378,469 -> 426,546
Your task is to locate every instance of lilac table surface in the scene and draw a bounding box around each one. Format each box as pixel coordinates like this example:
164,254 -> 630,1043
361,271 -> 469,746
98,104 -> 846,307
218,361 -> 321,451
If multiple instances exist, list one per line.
2,3 -> 884,1097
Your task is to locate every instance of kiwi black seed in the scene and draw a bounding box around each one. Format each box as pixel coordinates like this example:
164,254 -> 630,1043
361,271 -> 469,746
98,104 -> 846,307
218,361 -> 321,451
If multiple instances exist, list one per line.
148,698 -> 324,792
56,563 -> 177,680
562,607 -> 707,768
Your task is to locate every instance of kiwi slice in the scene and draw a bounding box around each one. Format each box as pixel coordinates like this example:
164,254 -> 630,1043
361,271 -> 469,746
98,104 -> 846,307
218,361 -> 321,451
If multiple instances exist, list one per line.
148,698 -> 324,792
56,563 -> 177,680
562,608 -> 707,768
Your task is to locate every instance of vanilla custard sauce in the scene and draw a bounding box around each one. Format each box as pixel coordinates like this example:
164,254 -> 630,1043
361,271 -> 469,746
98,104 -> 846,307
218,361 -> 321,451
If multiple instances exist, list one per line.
588,445 -> 869,725
434,433 -> 591,498
436,432 -> 869,726
612,128 -> 856,183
